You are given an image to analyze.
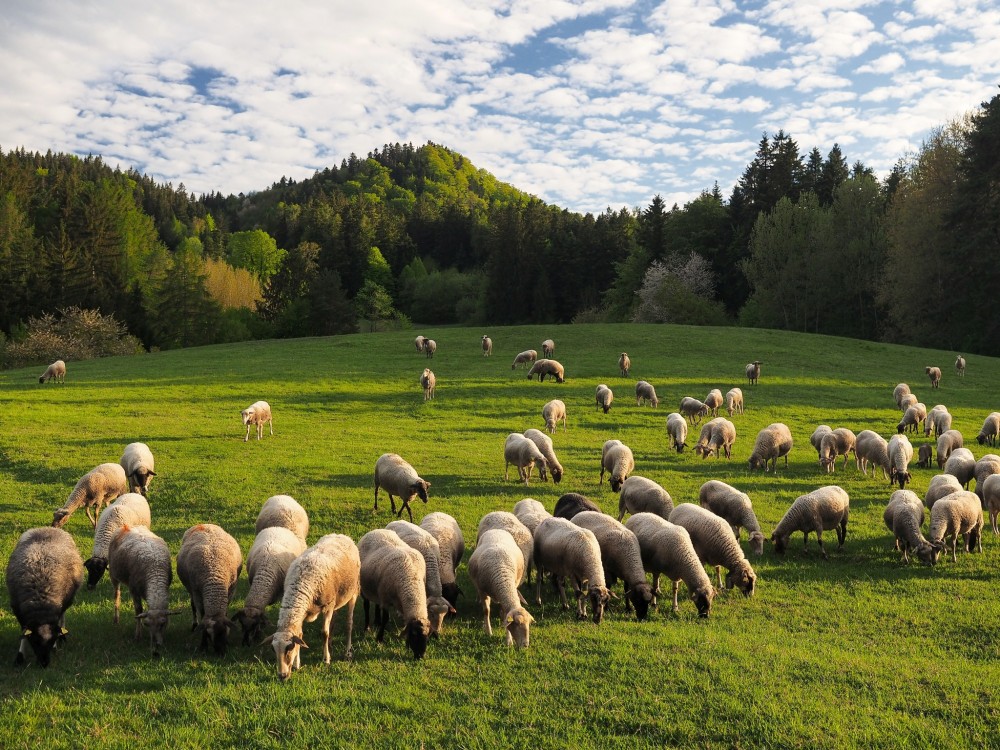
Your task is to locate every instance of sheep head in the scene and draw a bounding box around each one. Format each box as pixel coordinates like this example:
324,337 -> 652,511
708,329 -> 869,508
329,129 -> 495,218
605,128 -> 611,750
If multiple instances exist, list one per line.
412,480 -> 431,503
626,583 -> 654,622
51,509 -> 71,528
18,623 -> 65,667
587,585 -> 611,624
726,563 -> 756,597
235,608 -> 270,646
199,616 -> 234,656
770,532 -> 789,555
266,631 -> 307,681
137,610 -> 173,657
504,607 -> 534,648
426,596 -> 454,636
692,587 -> 715,618
404,618 -> 431,659
83,557 -> 109,590
748,531 -> 766,557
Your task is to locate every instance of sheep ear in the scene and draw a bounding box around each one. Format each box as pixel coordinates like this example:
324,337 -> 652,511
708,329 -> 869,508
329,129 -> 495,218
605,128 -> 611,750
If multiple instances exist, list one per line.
505,614 -> 514,625
136,612 -> 148,620
608,590 -> 619,600
292,635 -> 308,648
22,629 -> 31,637
448,605 -> 457,614
149,470 -> 157,476
259,634 -> 275,647
60,628 -> 69,636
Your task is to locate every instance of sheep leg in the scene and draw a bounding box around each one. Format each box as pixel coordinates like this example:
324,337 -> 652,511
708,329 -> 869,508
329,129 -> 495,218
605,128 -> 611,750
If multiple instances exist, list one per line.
817,533 -> 828,560
244,424 -> 251,442
112,583 -> 122,625
482,595 -> 493,636
320,606 -> 334,664
132,595 -> 144,640
375,606 -> 389,643
363,597 -> 371,632
573,582 -> 586,620
269,419 -> 274,436
343,595 -> 356,660
399,499 -> 413,523
599,465 -> 605,485
671,580 -> 680,613
534,567 -> 543,606
715,566 -> 724,589
991,511 -> 998,535
373,484 -> 380,512
837,520 -> 847,548
556,576 -> 570,611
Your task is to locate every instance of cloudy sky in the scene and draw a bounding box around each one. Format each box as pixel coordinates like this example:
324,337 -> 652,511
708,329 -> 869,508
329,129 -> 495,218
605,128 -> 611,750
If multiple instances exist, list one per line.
2,0 -> 997,213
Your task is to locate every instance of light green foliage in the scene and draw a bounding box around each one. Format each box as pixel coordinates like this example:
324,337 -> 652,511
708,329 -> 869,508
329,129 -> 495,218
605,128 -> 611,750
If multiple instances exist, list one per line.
226,229 -> 285,281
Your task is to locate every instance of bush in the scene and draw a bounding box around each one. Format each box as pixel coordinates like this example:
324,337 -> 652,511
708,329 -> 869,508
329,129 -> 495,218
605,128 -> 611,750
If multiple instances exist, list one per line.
3,307 -> 145,368
633,255 -> 729,326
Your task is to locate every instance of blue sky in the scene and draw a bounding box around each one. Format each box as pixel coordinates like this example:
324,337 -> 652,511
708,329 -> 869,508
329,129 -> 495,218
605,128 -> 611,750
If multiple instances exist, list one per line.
1,0 -> 997,213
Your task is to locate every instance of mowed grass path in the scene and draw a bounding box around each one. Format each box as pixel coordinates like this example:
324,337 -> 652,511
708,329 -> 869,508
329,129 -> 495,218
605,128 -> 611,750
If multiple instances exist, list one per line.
1,323 -> 999,749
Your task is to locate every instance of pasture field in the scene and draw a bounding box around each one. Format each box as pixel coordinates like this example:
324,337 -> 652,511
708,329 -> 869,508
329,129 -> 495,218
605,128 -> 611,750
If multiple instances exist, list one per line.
1,323 -> 999,749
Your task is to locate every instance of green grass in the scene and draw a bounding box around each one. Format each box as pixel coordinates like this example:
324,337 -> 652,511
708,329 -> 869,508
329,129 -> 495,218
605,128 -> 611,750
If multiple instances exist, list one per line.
1,323 -> 999,749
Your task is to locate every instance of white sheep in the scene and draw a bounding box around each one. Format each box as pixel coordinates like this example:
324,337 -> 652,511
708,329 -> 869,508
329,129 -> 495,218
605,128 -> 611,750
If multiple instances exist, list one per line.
255,494 -> 310,541
419,512 -> 464,607
974,454 -> 1000,504
725,388 -> 744,416
936,430 -> 964,469
981,474 -> 1000,534
926,366 -> 942,389
883,490 -> 940,565
52,462 -> 129,528
976,412 -> 1000,446
241,400 -> 273,442
234,526 -> 307,646
618,352 -> 631,377
745,361 -> 761,386
855,430 -> 890,480
542,399 -> 567,433
899,393 -> 918,412
770,486 -> 850,559
679,396 -> 710,425
107,525 -> 175,656
6,527 -> 83,667
888,433 -> 914,489
893,383 -> 912,409
374,453 -> 431,522
810,425 -> 833,456
477,511 -> 534,586
513,498 -> 551,535
924,473 -> 964,511
699,418 -> 736,460
176,523 -> 243,655
748,423 -> 793,472
386,520 -> 456,636
897,403 -> 927,434
692,417 -> 724,459
38,359 -> 66,384
481,335 -> 492,357
595,384 -> 614,414
541,339 -> 555,358
504,433 -> 547,486
635,380 -> 659,407
420,368 -> 436,401
944,447 -> 976,489
512,349 -> 538,370
600,439 -> 635,492
668,503 -> 757,596
526,358 -> 565,383
532,517 -> 611,623
468,529 -> 534,647
523,428 -> 564,483
698,480 -> 764,556
955,355 -> 966,377
703,388 -> 724,417
818,428 -> 857,473
423,338 -> 437,358
119,442 -> 156,497
414,335 -> 426,352
571,511 -> 654,621
666,412 -> 689,453
83,492 -> 151,589
924,405 -> 952,437
928,490 -> 983,562
617,475 -> 673,522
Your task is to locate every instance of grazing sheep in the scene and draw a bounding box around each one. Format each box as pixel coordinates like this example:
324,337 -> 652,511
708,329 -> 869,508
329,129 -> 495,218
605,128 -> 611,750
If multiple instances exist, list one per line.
513,498 -> 551,535
83,492 -> 152,589
617,476 -> 673,522
234,526 -> 307,646
414,335 -> 426,352
679,396 -> 710,425
119,443 -> 156,497
524,428 -> 564,483
107,525 -> 175,656
955,355 -> 966,377
748,423 -> 793,472
819,429 -> 857,473
512,349 -> 538,370
899,393 -> 918,412
504,433 -> 547,486
386,520 -> 456,635
698,480 -> 764,556
571,511 -> 653,621
481,335 -> 492,357
926,366 -> 942,389
419,512 -> 464,607
810,425 -> 833,456
618,352 -> 631,377
888,433 -> 914,489
38,359 -> 67,384
420,368 -> 436,401
745,361 -> 761,386
241,400 -> 273,442
883,490 -> 940,565
532,517 -> 610,623
52,462 -> 128,528
595,383 -> 614,414
944,448 -> 976,489
855,430 -> 891,480
973,454 -> 1000,504
176,524 -> 243,655
925,474 -> 964,511
893,383 -> 912,409
476,512 -> 534,587
374,453 -> 431,522
624,513 -> 714,617
541,339 -> 555,358
693,417 -> 724,459
255,495 -> 309,542
924,405 -> 952,437
423,338 -> 437,358
542,399 -> 567,433
917,444 -> 934,469
554,493 -> 602,520
982,474 -> 1000,534
703,389 -> 724,417
770,486 -> 850,559
666,412 -> 689,453
600,439 -> 635,492
468,529 -> 534,647
265,534 -> 360,680
6,527 -> 84,667
936,430 -> 964,469
897,403 -> 927,434
526,358 -> 565,383
976,412 -> 1000,446
700,418 -> 736,460
928,490 -> 983,562
725,388 -> 744,416
668,504 -> 757,596
635,381 -> 659,408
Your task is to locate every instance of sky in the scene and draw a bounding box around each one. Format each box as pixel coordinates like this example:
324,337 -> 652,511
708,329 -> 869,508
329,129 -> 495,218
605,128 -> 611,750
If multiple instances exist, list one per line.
1,0 -> 997,214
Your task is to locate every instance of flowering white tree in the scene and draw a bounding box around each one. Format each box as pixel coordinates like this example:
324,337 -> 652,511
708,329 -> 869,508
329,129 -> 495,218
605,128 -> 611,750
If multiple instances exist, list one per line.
633,253 -> 725,324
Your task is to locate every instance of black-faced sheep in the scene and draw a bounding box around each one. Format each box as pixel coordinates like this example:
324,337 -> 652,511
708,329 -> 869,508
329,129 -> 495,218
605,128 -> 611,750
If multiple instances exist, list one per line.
928,490 -> 983,563
725,388 -> 744,416
571,511 -> 653,621
234,526 -> 307,647
600,439 -> 635,492
504,433 -> 547,486
703,389 -> 724,417
679,396 -> 709,425
39,360 -> 66,384
554,493 -> 602,520
541,339 -> 555,358
976,412 -> 1000,446
700,418 -> 736,460
810,425 -> 833,456
374,453 -> 431,522
617,476 -> 673,522
176,523 -> 243,655
924,473 -> 964,511
924,405 -> 952,437
83,492 -> 151,589
745,361 -> 761,386
936,430 -> 964,469
523,428 -> 563,483
855,430 -> 890,480
595,384 -> 614,414
241,400 -> 273,442
974,454 -> 1000,504
668,503 -> 757,596
414,335 -> 426,352
387,520 -> 456,635
819,428 -> 857,473
925,366 -> 942,389
512,350 -> 538,370
107,525 -> 175,657
698,480 -> 764,556
770,486 -> 850,559
119,442 -> 156,497
897,403 -> 927,434
893,383 -> 911,409
423,338 -> 437,358
888,433 -> 914,489
944,447 -> 976,489
917,444 -> 934,469
666,412 -> 688,453
476,511 -> 534,588
883,490 -> 940,565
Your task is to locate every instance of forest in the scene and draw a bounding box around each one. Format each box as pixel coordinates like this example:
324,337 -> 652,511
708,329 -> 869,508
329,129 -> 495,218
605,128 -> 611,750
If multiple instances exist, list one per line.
0,90 -> 997,363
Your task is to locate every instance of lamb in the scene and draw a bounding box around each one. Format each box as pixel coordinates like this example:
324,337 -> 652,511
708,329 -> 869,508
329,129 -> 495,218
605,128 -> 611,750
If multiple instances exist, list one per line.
944,448 -> 976,489
698,480 -> 764,556
234,526 -> 307,646
504,433 -> 547,486
419,512 -> 464,607
176,523 -> 243,655
666,412 -> 689,453
924,473 -> 964,511
542,399 -> 567,432
38,359 -> 66,384
468,529 -> 534,647
703,388 -> 724,417
917,444 -> 934,469
926,366 -> 942,389
770,486 -> 850,559
928,490 -> 983,562
531,517 -> 611,623
955,355 -> 966,376
423,338 -> 437,358
420,368 -> 436,401
119,442 -> 156,497
855,430 -> 890,479
600,439 -> 635,492
924,405 -> 952,437
52,462 -> 129,528
679,396 -> 710,425
526,358 -> 565,383
83,492 -> 151,589
512,349 -> 538,370
513,498 -> 551,535
524,428 -> 564,483
358,529 -> 431,659
936,430 -> 964,468
541,339 -> 555,358
476,512 -> 534,587
725,388 -> 744,416
635,380 -> 659,407
624,513 -> 714,617
255,494 -> 309,541
571,511 -> 654,621
595,384 -> 614,414
976,412 -> 1000,446
414,335 -> 426,352
810,425 -> 833,456
617,475 -> 673,521
897,403 -> 927,434
554,493 -> 602,520
241,400 -> 273,442
973,454 -> 1000,504
668,503 -> 757,595
373,453 -> 431,522
264,533 -> 360,680
745,360 -> 761,386
107,525 -> 175,656
893,383 -> 911,409
6,527 -> 83,667
618,352 -> 631,378
481,335 -> 492,357
888,433 -> 914,489
981,474 -> 1000,534
882,490 -> 940,565
819,428 -> 857,473
748,423 -> 793,472
700,418 -> 736,460
387,520 -> 456,635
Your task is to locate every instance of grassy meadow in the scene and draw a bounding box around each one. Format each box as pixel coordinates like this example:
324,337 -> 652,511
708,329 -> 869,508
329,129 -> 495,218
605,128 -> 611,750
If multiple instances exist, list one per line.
1,323 -> 999,749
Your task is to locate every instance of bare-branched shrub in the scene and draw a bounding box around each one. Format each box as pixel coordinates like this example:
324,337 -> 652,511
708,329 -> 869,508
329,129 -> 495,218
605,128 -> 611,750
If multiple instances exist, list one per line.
4,307 -> 144,368
633,254 -> 727,325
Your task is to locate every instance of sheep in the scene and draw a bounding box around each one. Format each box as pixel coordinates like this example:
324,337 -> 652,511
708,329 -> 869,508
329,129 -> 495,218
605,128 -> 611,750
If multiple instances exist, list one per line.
810,425 -> 833,456
698,480 -> 765,556
703,388 -> 724,417
241,400 -> 273,442
595,384 -> 614,414
554,493 -> 602,520
542,399 -> 567,433
928,490 -> 983,562
618,352 -> 631,377
888,433 -> 914,489
819,428 -> 857,473
387,520 -> 456,635
255,494 -> 309,542
504,433 -> 547,486
748,423 -> 793,472
481,335 -> 492,357
624,513 -> 714,617
668,503 -> 757,596
936,430 -> 964,468
526,358 -> 565,383
419,512 -> 464,607
976,412 -> 1000,446
373,453 -> 431,522
467,529 -> 534,647
666,412 -> 689,453
883,490 -> 940,565
926,366 -> 942,389
899,393 -> 918,412
477,511 -> 534,587
855,430 -> 890,480
38,359 -> 66,384
944,448 -> 976,489
234,526 -> 307,646
893,383 -> 912,409
107,525 -> 175,656
52,462 -> 129,528
571,511 -> 654,621
693,417 -> 723,458
524,428 -> 563,483
679,396 -> 710,425
423,338 -> 437,358
924,405 -> 952,437
745,360 -> 761,386
420,368 -> 436,401
725,387 -> 744,416
264,533 -> 360,680
414,335 -> 426,352
924,474 -> 964,511
770,486 -> 850,559
917,444 -> 934,469
83,492 -> 151,589
955,355 -> 966,376
6,527 -> 83,667
176,523 -> 243,655
897,403 -> 927,434
617,476 -> 673,522
358,529 -> 430,659
119,442 -> 156,497
982,474 -> 1000,534
512,349 -> 538,370
513,498 -> 551,536
700,418 -> 736,460
973,454 -> 1000,504
635,380 -> 659,407
541,339 -> 555,358
600,439 -> 635,492
532,517 -> 610,623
